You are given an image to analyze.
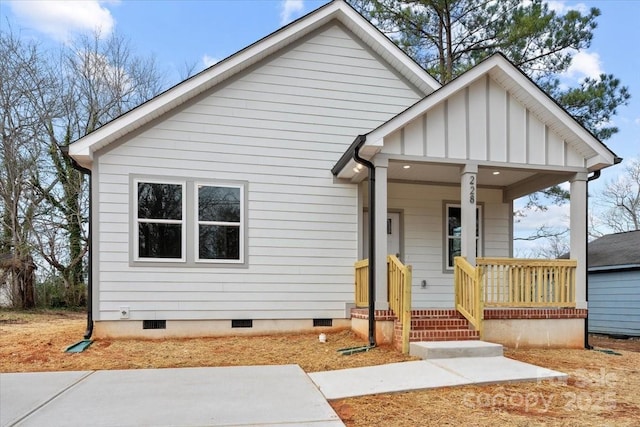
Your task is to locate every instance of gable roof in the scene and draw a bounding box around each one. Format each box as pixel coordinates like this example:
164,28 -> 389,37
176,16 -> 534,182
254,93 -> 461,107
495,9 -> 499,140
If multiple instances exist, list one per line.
333,53 -> 619,179
68,0 -> 440,168
588,230 -> 640,270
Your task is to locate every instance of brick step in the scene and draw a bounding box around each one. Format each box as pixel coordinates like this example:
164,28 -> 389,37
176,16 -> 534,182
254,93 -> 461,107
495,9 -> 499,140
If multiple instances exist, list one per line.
410,318 -> 470,330
408,329 -> 480,342
409,310 -> 464,320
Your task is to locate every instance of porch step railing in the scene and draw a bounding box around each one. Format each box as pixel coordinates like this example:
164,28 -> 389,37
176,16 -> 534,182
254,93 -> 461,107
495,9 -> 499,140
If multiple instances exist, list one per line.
387,255 -> 412,354
453,257 -> 484,337
353,256 -> 412,353
478,258 -> 577,308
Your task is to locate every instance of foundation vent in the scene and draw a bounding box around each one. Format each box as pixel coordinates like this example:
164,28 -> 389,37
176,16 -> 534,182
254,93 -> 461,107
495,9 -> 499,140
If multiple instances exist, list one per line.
231,319 -> 253,328
313,318 -> 333,327
143,320 -> 166,330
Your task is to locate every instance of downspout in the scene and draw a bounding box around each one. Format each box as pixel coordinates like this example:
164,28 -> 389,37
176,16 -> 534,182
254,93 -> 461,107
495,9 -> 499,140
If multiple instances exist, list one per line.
584,154 -> 622,350
352,135 -> 376,347
60,146 -> 93,340
584,169 -> 601,350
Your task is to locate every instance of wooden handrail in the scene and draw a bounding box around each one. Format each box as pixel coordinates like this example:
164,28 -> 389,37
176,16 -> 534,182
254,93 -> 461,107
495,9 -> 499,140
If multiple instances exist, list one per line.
477,258 -> 576,307
387,255 -> 412,354
453,257 -> 483,337
353,256 -> 412,353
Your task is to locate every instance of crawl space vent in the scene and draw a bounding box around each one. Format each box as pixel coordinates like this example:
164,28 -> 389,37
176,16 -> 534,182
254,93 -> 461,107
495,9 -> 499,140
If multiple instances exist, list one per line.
232,319 -> 253,328
143,320 -> 166,330
313,318 -> 333,327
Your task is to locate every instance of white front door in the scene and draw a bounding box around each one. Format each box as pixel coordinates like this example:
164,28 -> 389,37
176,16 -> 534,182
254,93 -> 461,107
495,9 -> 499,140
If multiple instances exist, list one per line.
363,211 -> 401,260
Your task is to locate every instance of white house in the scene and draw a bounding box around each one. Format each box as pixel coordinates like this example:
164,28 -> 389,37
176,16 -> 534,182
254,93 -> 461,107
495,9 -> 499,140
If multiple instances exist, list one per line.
68,0 -> 619,349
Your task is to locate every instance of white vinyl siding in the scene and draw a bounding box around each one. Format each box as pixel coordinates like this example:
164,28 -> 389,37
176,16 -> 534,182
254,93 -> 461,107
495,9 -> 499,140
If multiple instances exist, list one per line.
364,182 -> 509,308
94,24 -> 425,321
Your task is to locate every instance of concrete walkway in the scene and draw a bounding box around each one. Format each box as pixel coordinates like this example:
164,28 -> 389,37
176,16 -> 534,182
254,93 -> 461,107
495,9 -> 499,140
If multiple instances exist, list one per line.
309,356 -> 567,400
1,345 -> 567,427
1,366 -> 344,427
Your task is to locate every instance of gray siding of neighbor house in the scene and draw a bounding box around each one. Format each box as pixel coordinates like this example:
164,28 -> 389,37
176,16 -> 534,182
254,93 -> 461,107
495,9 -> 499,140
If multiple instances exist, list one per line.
93,24 -> 426,322
589,269 -> 640,336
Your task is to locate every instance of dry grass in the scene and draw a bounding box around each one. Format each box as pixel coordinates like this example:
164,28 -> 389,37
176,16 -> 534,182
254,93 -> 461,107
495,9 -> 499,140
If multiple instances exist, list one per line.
2,310 -> 639,426
0,310 -> 414,373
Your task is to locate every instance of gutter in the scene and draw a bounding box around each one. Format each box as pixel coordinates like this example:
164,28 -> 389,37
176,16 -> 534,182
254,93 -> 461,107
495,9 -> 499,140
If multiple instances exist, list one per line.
584,169 -> 602,350
351,135 -> 377,347
59,146 -> 94,340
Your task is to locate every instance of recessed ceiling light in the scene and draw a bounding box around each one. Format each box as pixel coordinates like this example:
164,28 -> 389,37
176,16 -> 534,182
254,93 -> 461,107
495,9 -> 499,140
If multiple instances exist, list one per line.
353,167 -> 360,173
403,165 -> 411,169
356,164 -> 364,170
492,171 -> 500,175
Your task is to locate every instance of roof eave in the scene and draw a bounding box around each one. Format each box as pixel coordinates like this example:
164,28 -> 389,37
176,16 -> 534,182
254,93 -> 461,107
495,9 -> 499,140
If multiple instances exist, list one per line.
68,0 -> 440,162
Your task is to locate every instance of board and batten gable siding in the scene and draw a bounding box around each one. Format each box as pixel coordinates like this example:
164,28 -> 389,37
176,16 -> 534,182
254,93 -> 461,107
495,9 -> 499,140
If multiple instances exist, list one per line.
363,182 -> 510,308
381,75 -> 584,168
589,270 -> 640,336
94,24 -> 426,321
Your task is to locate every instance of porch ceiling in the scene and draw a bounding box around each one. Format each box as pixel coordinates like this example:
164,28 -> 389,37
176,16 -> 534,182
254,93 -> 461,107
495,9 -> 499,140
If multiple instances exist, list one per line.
381,160 -> 574,200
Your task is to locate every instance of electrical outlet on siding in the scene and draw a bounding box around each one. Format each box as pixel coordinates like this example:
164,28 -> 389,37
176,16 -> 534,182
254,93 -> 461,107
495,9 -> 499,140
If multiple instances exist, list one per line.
119,306 -> 130,319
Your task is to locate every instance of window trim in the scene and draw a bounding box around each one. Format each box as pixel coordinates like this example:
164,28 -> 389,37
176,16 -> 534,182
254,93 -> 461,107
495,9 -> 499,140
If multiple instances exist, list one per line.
444,202 -> 483,271
129,175 -> 248,268
133,178 -> 187,263
194,182 -> 245,264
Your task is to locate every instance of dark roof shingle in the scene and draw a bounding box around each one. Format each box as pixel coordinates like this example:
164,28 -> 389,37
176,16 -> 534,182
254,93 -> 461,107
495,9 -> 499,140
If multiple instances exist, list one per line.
588,230 -> 640,268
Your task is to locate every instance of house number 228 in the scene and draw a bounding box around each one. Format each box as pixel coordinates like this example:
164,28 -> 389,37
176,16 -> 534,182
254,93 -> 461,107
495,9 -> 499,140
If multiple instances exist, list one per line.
469,176 -> 475,204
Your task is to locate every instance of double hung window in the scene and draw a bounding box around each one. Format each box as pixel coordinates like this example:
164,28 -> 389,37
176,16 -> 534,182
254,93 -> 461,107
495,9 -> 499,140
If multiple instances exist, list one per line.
134,178 -> 244,265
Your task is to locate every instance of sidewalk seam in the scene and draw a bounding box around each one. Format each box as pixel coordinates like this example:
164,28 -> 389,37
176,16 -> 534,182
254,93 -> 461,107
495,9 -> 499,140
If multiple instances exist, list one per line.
8,371 -> 95,427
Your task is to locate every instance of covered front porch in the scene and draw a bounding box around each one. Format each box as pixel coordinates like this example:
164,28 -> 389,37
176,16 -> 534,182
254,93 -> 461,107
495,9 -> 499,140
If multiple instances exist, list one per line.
331,55 -> 617,352
353,254 -> 583,352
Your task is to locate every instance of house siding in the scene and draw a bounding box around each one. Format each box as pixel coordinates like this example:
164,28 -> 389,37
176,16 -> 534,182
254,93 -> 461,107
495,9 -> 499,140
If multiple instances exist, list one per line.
94,24 -> 425,321
381,76 -> 585,169
589,270 -> 640,336
365,182 -> 510,308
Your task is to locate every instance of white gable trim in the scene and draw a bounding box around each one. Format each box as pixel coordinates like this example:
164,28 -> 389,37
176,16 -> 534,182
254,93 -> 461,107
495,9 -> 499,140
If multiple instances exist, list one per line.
68,0 -> 440,168
354,54 -> 616,173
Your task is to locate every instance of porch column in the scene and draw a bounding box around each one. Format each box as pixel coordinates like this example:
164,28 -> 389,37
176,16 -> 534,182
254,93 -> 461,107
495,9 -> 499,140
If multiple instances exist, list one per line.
374,158 -> 389,310
460,164 -> 478,266
570,173 -> 588,309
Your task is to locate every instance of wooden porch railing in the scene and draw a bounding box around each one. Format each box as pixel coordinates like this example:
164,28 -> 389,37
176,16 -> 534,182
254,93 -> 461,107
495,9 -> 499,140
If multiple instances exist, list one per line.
353,256 -> 412,353
453,257 -> 484,337
387,255 -> 412,354
354,259 -> 369,308
478,258 -> 577,307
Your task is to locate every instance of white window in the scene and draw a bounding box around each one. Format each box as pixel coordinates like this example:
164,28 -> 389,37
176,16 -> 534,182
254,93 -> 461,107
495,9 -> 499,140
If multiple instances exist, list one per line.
446,204 -> 482,269
196,183 -> 244,263
135,180 -> 186,262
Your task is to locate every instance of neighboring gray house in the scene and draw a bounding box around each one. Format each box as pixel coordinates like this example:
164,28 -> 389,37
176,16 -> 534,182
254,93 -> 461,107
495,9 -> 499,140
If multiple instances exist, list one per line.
588,231 -> 640,337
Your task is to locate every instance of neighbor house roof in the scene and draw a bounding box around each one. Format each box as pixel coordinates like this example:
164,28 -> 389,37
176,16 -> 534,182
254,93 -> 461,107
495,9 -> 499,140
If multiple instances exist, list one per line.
588,230 -> 640,271
68,0 -> 441,168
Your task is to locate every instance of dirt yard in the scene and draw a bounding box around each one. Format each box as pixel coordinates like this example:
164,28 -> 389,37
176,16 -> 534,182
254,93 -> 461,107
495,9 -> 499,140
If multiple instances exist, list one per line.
2,310 -> 639,426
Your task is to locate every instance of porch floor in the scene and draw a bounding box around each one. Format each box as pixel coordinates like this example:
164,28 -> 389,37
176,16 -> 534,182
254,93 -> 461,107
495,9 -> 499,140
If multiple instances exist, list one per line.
309,341 -> 567,400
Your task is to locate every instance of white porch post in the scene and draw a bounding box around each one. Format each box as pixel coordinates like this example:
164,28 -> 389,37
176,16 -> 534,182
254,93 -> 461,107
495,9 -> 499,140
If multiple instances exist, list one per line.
460,164 -> 478,266
374,158 -> 389,310
570,173 -> 588,309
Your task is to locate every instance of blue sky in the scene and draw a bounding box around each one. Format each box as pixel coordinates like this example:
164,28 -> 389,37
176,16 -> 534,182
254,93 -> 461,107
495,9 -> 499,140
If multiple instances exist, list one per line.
2,0 -> 639,252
